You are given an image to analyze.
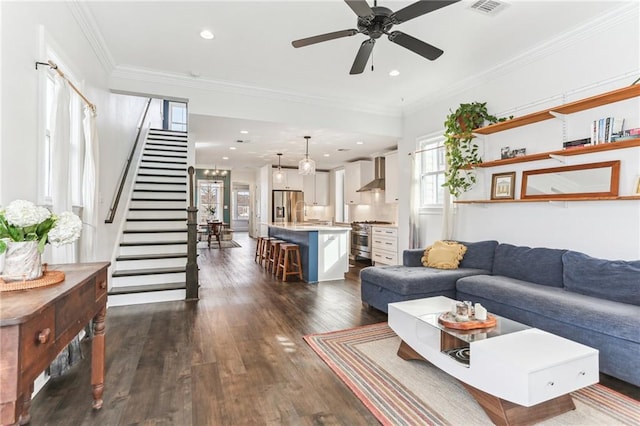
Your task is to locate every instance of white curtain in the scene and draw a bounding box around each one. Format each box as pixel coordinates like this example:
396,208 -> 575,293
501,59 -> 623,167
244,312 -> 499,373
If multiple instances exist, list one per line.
81,105 -> 99,261
408,152 -> 422,249
50,74 -> 75,264
441,151 -> 455,240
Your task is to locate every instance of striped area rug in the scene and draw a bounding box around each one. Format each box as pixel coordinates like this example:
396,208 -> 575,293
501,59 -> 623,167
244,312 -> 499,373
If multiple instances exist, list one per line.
304,323 -> 640,426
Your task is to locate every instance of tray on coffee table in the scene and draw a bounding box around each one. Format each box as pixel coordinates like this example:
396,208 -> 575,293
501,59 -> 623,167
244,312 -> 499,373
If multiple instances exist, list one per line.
438,312 -> 497,330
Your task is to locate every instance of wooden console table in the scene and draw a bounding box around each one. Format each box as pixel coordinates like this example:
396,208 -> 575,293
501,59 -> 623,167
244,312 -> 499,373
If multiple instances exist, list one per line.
0,262 -> 110,425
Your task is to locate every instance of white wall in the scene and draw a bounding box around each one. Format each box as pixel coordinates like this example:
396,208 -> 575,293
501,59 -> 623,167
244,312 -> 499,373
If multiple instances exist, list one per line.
399,4 -> 640,260
1,2 -> 149,261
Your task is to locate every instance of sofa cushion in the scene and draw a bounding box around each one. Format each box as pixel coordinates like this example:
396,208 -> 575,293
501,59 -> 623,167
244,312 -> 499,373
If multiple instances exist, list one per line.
563,251 -> 640,306
421,240 -> 467,269
403,240 -> 498,269
456,275 -> 640,342
360,265 -> 488,296
493,243 -> 566,287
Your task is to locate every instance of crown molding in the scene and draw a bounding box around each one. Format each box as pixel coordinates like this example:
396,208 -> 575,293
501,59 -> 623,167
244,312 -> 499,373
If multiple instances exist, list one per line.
110,65 -> 402,119
67,0 -> 116,75
402,2 -> 639,115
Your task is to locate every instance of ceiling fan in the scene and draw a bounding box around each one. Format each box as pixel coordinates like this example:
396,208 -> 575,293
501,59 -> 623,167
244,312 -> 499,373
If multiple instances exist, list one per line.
291,0 -> 460,75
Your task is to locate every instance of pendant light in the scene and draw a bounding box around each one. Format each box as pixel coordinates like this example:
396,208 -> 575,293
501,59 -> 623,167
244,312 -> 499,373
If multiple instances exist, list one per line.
273,153 -> 285,183
298,136 -> 315,175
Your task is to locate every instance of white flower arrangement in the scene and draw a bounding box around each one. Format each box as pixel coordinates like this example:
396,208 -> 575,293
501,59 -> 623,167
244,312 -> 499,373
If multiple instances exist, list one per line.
0,200 -> 82,254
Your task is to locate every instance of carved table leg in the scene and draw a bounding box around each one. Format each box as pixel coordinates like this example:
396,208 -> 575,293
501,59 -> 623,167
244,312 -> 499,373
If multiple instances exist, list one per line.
17,382 -> 33,425
91,305 -> 106,410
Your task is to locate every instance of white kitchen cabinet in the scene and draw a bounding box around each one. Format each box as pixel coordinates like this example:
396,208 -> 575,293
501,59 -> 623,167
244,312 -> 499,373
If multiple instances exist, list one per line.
303,171 -> 329,206
384,152 -> 399,204
273,168 -> 303,190
344,160 -> 373,205
371,226 -> 398,266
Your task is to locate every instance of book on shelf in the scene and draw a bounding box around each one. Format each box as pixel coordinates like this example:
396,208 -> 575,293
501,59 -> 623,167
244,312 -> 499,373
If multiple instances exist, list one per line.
591,116 -> 625,144
563,137 -> 591,149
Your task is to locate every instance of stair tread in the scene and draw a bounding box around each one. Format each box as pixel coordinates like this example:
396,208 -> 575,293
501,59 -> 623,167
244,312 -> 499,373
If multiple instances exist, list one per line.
128,208 -> 186,211
126,218 -> 186,221
136,173 -> 187,179
130,198 -> 187,202
133,189 -> 187,193
120,241 -> 188,246
145,142 -> 187,149
135,181 -> 186,185
123,228 -> 186,233
139,165 -> 186,171
116,253 -> 188,261
150,128 -> 187,134
112,266 -> 186,277
141,160 -> 188,165
108,282 -> 186,295
143,150 -> 187,156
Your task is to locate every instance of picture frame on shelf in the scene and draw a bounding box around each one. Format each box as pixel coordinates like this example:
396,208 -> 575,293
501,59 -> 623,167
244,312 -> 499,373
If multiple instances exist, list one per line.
635,176 -> 640,195
491,172 -> 516,200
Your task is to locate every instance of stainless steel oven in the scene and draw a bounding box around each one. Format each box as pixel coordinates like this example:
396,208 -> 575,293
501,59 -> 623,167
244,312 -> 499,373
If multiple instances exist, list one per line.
350,221 -> 392,260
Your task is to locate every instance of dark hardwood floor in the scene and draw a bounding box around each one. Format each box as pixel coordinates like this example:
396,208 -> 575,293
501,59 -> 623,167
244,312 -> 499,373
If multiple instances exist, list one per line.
29,232 -> 638,425
29,232 -> 387,425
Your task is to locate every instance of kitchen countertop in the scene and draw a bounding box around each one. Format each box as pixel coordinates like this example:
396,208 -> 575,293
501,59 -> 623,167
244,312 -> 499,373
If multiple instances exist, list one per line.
268,223 -> 350,232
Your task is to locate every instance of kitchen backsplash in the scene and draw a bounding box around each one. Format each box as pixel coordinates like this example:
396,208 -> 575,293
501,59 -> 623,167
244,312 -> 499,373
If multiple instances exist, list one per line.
349,192 -> 398,224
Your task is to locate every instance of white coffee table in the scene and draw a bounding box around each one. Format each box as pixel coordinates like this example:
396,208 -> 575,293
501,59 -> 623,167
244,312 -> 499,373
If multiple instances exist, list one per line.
388,296 -> 599,426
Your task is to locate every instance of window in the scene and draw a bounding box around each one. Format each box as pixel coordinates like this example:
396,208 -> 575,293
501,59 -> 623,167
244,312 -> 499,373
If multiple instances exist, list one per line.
168,101 -> 187,131
418,135 -> 446,206
198,180 -> 224,222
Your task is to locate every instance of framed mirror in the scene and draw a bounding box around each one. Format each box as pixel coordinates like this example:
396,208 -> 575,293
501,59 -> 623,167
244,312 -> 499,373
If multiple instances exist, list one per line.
521,160 -> 620,200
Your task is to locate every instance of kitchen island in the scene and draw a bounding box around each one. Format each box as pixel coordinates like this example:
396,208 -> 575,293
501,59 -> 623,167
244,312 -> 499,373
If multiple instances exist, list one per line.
267,223 -> 351,283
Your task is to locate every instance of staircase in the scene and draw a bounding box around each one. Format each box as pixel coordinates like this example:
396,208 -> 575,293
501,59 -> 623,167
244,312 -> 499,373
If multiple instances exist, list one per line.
108,129 -> 189,306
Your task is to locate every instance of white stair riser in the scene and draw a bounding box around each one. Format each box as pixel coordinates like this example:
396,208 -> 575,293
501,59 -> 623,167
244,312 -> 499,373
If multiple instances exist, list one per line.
138,167 -> 186,177
127,209 -> 187,219
108,289 -> 186,307
125,221 -> 186,231
143,149 -> 187,157
140,160 -> 187,169
135,183 -> 186,192
136,175 -> 186,184
116,257 -> 187,271
129,200 -> 186,209
142,154 -> 187,161
148,132 -> 187,139
119,244 -> 187,256
132,191 -> 186,201
122,232 -> 187,243
112,271 -> 186,287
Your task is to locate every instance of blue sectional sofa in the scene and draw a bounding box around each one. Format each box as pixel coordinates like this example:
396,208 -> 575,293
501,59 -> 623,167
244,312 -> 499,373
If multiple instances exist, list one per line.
359,241 -> 640,387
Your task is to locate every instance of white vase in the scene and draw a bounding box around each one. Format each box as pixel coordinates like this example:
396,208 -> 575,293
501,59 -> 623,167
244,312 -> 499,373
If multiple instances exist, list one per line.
2,241 -> 43,282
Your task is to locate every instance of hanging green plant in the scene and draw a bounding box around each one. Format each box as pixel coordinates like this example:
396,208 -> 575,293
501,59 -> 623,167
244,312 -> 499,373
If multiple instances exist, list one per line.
443,102 -> 510,197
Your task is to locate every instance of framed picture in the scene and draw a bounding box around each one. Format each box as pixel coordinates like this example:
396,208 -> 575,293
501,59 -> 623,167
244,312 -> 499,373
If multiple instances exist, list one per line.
491,172 -> 516,200
635,176 -> 640,195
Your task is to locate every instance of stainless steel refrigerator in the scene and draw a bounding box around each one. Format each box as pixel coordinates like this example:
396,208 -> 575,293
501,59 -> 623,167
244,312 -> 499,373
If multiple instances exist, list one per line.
272,190 -> 304,223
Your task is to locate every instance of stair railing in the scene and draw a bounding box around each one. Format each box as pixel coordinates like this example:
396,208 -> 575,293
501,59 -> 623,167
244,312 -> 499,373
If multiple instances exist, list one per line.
105,98 -> 152,223
186,166 -> 199,300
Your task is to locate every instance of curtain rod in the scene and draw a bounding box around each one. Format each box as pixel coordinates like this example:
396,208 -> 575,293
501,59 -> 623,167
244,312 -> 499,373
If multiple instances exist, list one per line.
36,60 -> 96,113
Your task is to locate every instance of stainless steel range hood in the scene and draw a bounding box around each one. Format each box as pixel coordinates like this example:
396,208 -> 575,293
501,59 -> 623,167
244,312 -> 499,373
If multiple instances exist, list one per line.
357,157 -> 385,192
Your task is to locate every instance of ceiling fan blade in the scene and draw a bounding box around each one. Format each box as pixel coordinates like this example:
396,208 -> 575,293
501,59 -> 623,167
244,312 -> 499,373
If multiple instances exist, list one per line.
350,39 -> 375,75
388,31 -> 443,60
292,29 -> 359,48
390,0 -> 460,24
345,0 -> 374,18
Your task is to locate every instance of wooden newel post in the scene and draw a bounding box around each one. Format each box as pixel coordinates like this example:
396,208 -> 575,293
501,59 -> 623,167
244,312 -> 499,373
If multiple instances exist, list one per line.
186,166 -> 199,300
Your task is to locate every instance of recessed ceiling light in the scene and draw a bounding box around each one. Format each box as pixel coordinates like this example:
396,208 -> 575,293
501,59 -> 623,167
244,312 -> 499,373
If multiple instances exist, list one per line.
389,69 -> 400,77
356,141 -> 364,145
229,146 -> 237,150
240,130 -> 249,134
323,154 -> 330,157
222,156 -> 229,160
200,30 -> 214,40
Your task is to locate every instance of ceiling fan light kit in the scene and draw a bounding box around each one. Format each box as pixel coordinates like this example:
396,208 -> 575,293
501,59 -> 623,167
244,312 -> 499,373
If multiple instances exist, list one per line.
292,0 -> 460,74
299,136 -> 316,175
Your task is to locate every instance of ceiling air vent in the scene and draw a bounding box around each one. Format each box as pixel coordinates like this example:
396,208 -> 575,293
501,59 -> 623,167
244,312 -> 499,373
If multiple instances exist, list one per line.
468,0 -> 508,16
